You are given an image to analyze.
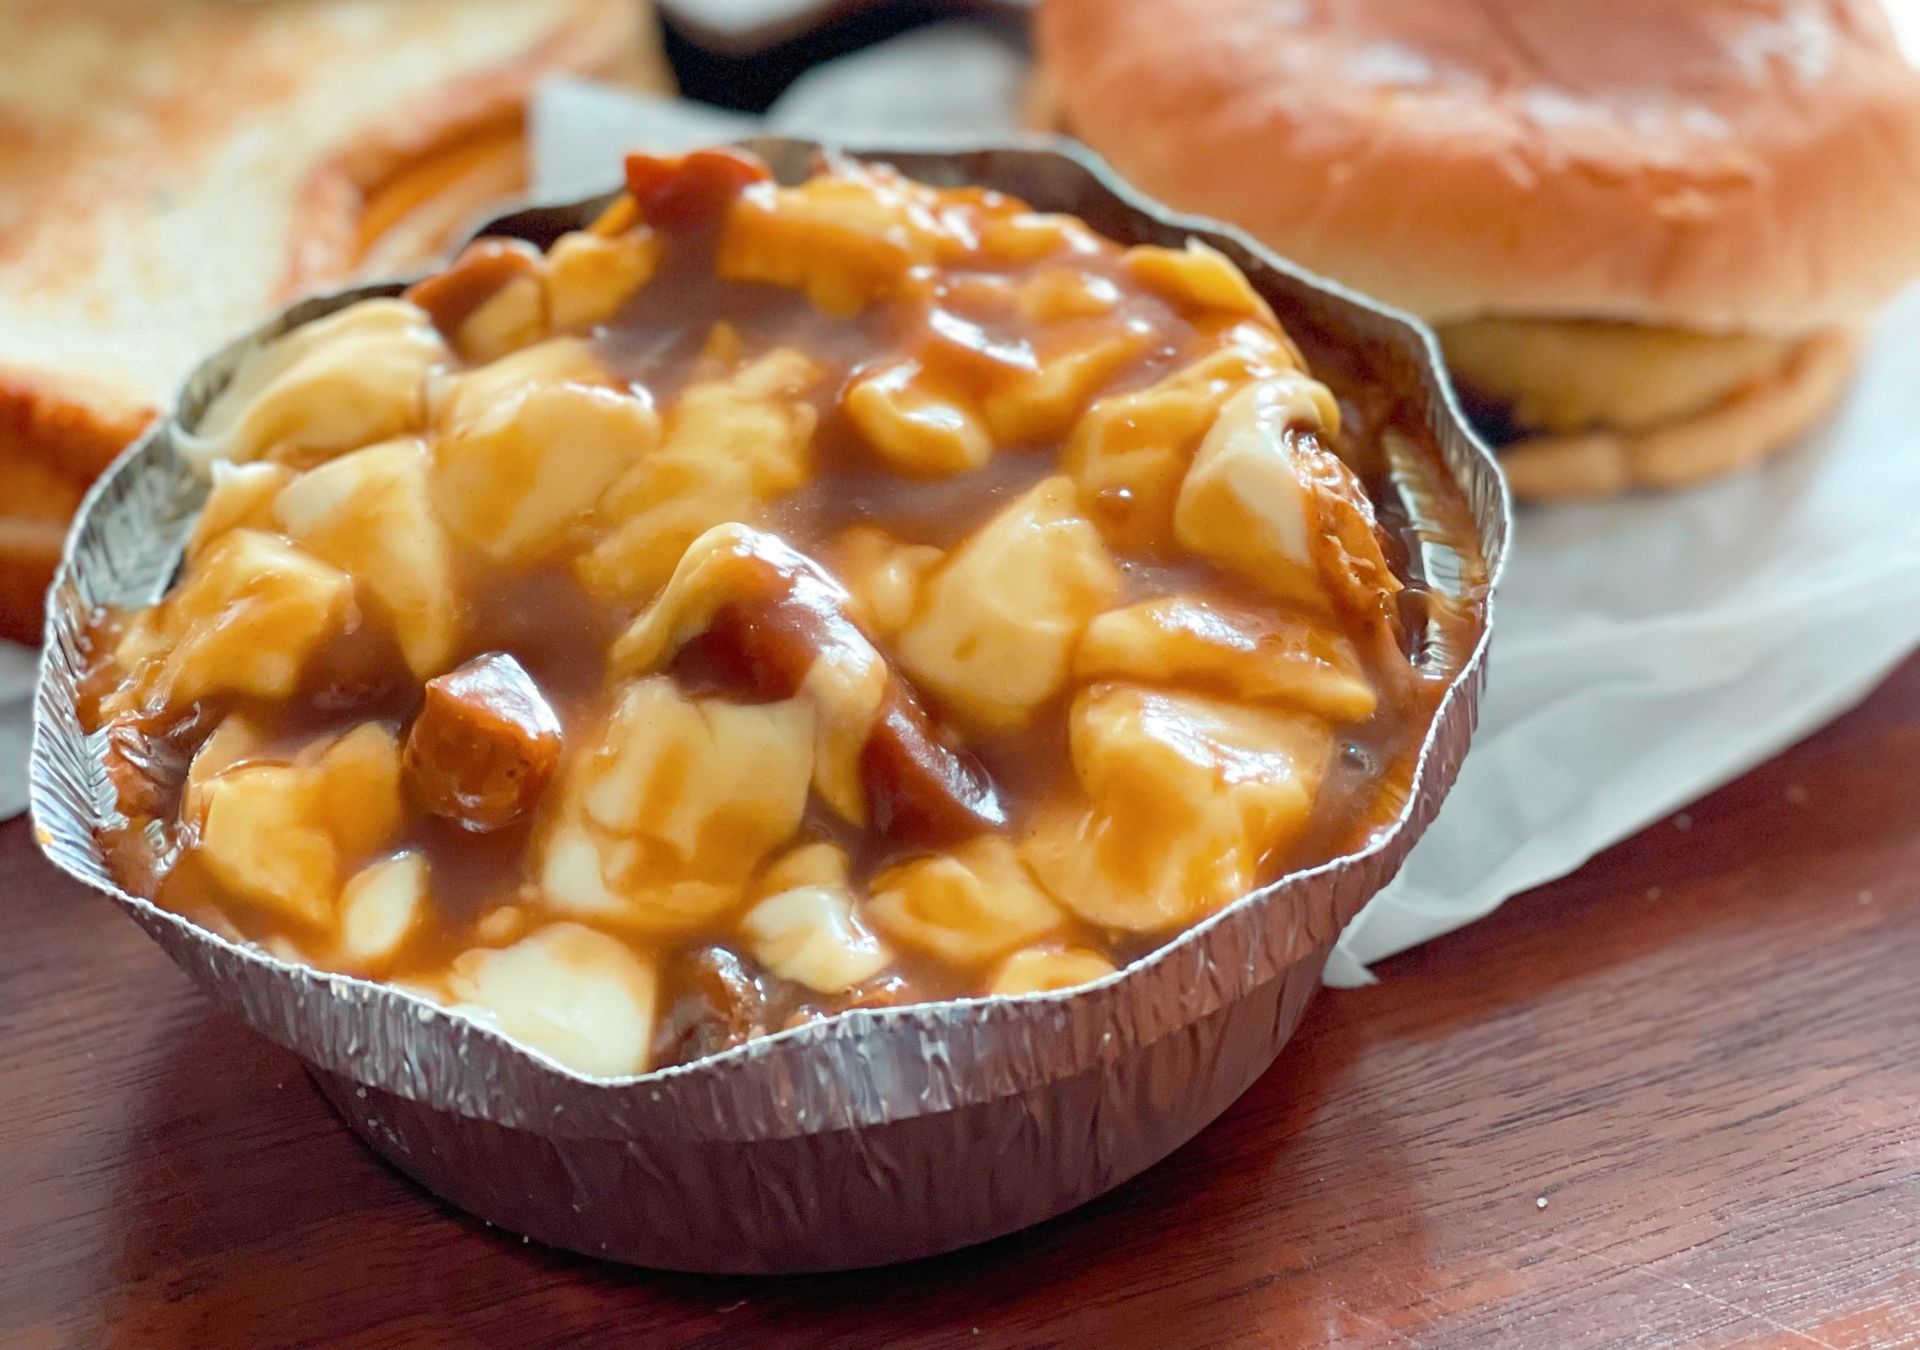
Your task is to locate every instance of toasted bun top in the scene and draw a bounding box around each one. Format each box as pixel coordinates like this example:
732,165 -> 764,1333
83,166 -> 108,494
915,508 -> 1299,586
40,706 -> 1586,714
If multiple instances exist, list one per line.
1038,0 -> 1920,331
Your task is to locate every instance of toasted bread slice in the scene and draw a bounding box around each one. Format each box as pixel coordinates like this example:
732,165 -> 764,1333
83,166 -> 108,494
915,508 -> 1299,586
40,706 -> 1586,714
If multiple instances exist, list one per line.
0,0 -> 672,642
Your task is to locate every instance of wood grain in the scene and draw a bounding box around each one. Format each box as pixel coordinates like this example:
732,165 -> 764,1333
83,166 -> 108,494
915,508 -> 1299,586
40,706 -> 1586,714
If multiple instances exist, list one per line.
5,658 -> 1920,1350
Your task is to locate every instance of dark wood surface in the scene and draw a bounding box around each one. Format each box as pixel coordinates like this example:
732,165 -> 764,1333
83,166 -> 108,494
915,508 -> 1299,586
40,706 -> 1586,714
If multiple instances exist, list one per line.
6,659 -> 1919,1350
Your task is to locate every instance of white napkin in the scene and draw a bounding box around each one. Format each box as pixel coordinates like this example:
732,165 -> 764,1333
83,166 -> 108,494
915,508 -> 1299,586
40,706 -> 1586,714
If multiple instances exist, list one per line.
527,34 -> 1920,982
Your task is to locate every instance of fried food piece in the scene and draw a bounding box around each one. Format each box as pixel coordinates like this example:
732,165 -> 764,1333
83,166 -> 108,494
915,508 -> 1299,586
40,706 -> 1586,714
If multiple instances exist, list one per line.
1493,329 -> 1857,500
404,652 -> 562,833
1439,316 -> 1796,437
652,945 -> 776,1065
625,147 -> 773,231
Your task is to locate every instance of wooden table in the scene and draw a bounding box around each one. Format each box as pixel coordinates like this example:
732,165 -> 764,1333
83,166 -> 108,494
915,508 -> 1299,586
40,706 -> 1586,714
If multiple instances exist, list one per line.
6,659 -> 1918,1350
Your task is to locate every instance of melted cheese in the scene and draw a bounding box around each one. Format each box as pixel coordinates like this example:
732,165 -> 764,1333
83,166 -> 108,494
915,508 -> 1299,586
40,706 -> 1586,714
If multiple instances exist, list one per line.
539,678 -> 814,932
433,381 -> 658,562
448,923 -> 658,1078
1023,685 -> 1332,931
273,438 -> 459,678
867,837 -> 1064,967
896,477 -> 1121,732
181,299 -> 447,473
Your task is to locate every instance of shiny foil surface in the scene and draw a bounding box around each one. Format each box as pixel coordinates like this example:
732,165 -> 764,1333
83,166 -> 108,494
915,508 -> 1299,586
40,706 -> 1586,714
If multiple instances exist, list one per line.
31,139 -> 1510,1272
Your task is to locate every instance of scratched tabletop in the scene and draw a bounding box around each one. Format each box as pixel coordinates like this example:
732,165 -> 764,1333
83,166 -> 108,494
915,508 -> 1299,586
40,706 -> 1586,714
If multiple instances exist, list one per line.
6,640 -> 1918,1348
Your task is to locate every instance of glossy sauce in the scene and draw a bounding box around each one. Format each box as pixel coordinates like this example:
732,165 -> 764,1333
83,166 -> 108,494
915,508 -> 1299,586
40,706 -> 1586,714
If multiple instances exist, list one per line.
83,150 -> 1488,1070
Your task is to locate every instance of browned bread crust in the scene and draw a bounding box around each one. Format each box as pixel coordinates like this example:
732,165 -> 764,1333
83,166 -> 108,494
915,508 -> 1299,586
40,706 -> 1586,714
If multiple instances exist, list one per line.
0,1 -> 672,643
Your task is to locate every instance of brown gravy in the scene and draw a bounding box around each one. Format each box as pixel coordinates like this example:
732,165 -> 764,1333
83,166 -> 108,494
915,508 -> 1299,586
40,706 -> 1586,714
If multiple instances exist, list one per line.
82,149 -> 1487,1072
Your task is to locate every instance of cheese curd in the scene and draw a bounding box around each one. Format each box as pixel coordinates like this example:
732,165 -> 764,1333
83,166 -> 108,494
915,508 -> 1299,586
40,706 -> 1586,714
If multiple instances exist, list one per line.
1064,325 -> 1295,552
106,529 -> 356,719
867,837 -> 1065,968
83,149 -> 1479,1078
187,461 -> 294,559
541,677 -> 815,932
189,722 -> 404,931
716,164 -> 952,315
447,923 -> 658,1078
612,523 -> 891,826
433,381 -> 659,563
828,528 -> 944,637
1074,597 -> 1377,722
1172,375 -> 1405,647
579,348 -> 819,600
990,946 -> 1119,997
741,845 -> 892,994
1023,686 -> 1333,931
273,438 -> 460,679
896,477 -> 1122,732
846,359 -> 994,478
181,299 -> 447,472
546,228 -> 663,333
1125,240 -> 1276,321
428,336 -> 614,426
336,853 -> 430,972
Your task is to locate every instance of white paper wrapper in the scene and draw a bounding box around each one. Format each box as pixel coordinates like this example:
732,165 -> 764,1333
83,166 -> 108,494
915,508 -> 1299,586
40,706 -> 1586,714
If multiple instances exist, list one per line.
1328,289 -> 1920,981
524,36 -> 1920,983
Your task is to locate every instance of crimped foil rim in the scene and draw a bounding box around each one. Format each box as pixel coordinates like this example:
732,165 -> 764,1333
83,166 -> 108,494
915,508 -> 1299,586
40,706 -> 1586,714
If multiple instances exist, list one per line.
30,137 -> 1508,1143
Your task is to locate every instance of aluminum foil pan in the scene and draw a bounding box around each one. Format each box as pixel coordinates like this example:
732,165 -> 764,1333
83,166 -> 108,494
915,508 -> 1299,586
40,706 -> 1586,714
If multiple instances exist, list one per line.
31,137 -> 1510,1273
